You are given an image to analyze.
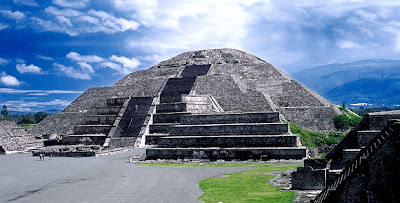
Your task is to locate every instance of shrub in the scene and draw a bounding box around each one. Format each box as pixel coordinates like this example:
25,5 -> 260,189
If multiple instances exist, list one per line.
333,114 -> 350,130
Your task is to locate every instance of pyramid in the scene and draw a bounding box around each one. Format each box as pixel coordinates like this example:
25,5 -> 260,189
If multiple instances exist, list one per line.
30,49 -> 339,159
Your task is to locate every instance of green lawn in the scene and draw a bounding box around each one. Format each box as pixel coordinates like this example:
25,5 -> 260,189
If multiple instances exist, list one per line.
199,164 -> 299,203
134,162 -> 299,203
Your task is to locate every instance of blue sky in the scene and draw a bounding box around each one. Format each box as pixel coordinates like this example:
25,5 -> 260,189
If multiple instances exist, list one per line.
1,0 -> 400,112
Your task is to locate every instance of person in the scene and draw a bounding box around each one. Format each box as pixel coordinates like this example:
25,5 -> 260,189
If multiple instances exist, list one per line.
39,153 -> 42,161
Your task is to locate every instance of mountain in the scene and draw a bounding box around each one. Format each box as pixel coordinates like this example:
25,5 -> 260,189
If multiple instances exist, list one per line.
291,59 -> 400,107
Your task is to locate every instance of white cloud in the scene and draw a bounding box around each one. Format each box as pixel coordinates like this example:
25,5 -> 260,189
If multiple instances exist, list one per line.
56,16 -> 73,26
78,62 -> 94,73
36,7 -> 139,36
45,6 -> 83,17
78,15 -> 99,24
4,99 -> 72,111
109,55 -> 140,69
0,9 -> 25,20
0,57 -> 9,65
31,17 -> 79,36
15,58 -> 25,63
16,64 -> 45,74
35,55 -> 54,61
1,72 -> 21,86
0,23 -> 9,30
337,40 -> 362,49
87,9 -> 139,32
100,61 -> 122,71
0,88 -> 83,94
66,52 -> 104,63
13,0 -> 38,6
53,63 -> 91,80
52,0 -> 90,9
122,1 -> 254,57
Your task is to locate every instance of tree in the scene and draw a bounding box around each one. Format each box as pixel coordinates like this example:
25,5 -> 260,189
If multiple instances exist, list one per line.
333,114 -> 350,130
1,105 -> 8,118
17,113 -> 36,124
34,112 -> 48,123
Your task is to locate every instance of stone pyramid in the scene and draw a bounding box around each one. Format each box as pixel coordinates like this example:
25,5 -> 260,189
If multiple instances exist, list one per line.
30,49 -> 339,159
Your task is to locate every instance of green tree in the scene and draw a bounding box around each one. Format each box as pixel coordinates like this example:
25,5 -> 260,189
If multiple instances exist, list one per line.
1,105 -> 8,118
333,114 -> 350,130
17,113 -> 36,124
34,112 -> 48,123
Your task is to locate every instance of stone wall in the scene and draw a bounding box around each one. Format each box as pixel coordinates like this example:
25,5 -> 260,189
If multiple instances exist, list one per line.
194,75 -> 273,112
327,124 -> 400,202
29,112 -> 86,137
64,80 -> 164,113
277,107 -> 338,133
0,120 -> 38,152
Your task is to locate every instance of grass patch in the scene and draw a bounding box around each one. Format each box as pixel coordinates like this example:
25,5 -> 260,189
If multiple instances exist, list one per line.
290,123 -> 347,147
199,164 -> 299,203
20,124 -> 36,129
133,162 -> 276,167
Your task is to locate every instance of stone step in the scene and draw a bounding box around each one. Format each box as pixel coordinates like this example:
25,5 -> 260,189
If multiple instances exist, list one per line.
74,125 -> 112,135
157,135 -> 299,148
179,112 -> 280,125
149,123 -> 289,136
145,134 -> 169,145
159,95 -> 183,103
145,147 -> 307,160
156,103 -> 187,113
62,134 -> 107,145
85,115 -> 117,125
106,97 -> 127,106
153,112 -> 280,124
95,106 -> 121,115
357,130 -> 380,147
153,112 -> 192,123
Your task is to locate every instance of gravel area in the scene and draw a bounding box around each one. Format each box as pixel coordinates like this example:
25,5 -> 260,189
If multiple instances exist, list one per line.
0,148 -> 252,203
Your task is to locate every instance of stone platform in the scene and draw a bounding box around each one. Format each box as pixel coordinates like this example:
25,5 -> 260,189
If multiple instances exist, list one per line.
144,64 -> 306,160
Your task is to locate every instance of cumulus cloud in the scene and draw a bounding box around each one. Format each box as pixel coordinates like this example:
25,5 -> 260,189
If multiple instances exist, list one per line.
110,0 -> 400,72
100,61 -> 122,71
0,9 -> 25,20
16,64 -> 45,74
35,55 -> 54,61
78,62 -> 94,73
1,72 -> 21,86
52,0 -> 90,9
0,57 -> 9,65
0,23 -> 9,30
45,6 -> 83,17
31,17 -> 79,36
109,55 -> 140,69
56,16 -> 73,26
53,63 -> 91,80
13,0 -> 38,6
33,6 -> 139,36
67,52 -> 104,63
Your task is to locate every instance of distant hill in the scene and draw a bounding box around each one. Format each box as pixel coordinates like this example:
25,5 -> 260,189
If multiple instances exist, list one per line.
291,59 -> 400,107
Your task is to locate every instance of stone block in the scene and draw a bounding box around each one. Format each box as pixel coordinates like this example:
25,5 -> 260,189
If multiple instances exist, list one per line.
291,167 -> 327,190
146,147 -> 307,160
157,135 -> 299,148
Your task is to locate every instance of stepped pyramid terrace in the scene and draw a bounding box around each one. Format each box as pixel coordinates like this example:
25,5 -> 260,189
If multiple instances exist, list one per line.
292,110 -> 400,202
29,49 -> 341,159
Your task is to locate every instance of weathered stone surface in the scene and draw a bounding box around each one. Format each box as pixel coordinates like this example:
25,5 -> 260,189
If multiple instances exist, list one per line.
30,48 -> 339,147
0,120 -> 40,152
